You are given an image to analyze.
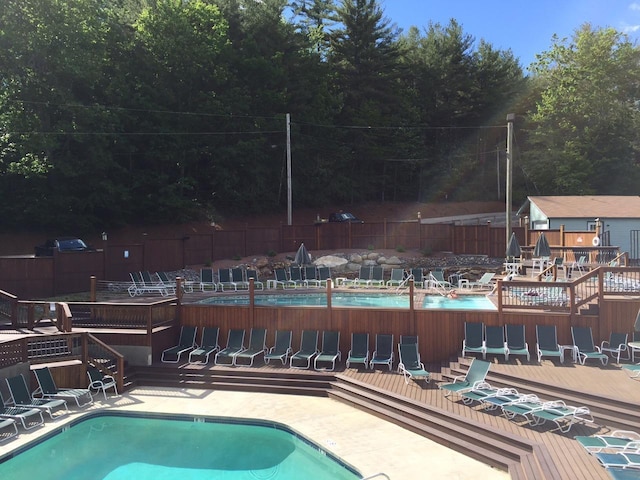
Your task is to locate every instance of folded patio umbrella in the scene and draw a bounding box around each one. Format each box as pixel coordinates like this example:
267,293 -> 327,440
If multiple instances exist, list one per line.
533,232 -> 551,258
505,232 -> 521,260
294,243 -> 312,265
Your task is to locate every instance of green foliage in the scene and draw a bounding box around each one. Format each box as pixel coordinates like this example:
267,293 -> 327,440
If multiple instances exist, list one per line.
267,250 -> 277,257
396,245 -> 405,253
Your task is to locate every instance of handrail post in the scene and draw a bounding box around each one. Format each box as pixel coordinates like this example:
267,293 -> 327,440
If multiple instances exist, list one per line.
90,275 -> 97,302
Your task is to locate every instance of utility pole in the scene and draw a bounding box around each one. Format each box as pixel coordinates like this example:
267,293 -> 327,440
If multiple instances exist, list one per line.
286,113 -> 292,226
506,113 -> 515,248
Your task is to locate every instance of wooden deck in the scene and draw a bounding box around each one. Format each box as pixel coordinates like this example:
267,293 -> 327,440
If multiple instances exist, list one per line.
133,355 -> 640,480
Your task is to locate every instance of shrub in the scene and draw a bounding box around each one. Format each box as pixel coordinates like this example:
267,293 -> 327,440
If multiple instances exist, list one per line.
421,246 -> 432,257
267,250 -> 277,257
396,245 -> 405,253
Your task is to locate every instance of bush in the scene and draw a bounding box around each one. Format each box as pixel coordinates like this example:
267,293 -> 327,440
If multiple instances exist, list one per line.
267,250 -> 277,257
421,246 -> 432,257
396,245 -> 405,253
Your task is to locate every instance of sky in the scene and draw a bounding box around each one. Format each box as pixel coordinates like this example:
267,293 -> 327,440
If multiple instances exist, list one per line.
380,0 -> 640,69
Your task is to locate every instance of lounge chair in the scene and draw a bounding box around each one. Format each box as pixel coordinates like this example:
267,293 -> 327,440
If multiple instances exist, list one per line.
483,391 -> 539,412
304,266 -> 320,287
5,374 -> 69,419
386,268 -> 405,288
188,327 -> 220,364
505,324 -> 530,361
274,268 -> 296,289
199,268 -> 217,292
314,331 -> 341,371
0,390 -> 44,430
369,334 -> 394,370
217,268 -> 236,291
484,325 -> 508,360
575,430 -> 640,453
231,267 -> 249,290
400,335 -> 419,346
529,401 -> 594,432
155,271 -> 178,294
570,255 -> 587,277
536,324 -> 564,363
348,266 -> 371,288
290,330 -> 319,369
428,269 -> 453,290
87,365 -> 118,399
501,395 -> 549,423
346,333 -> 370,369
439,358 -> 491,398
234,328 -> 268,366
288,266 -> 306,288
214,329 -> 246,365
468,272 -> 496,290
600,332 -> 630,363
409,268 -> 425,288
461,385 -> 519,407
622,363 -> 640,378
32,366 -> 93,407
245,269 -> 264,290
595,451 -> 640,470
0,417 -> 18,442
161,325 -> 197,363
264,330 -> 293,365
129,271 -> 170,297
367,266 -> 385,288
316,266 -> 332,287
572,326 -> 608,365
606,466 -> 640,480
462,322 -> 486,358
398,343 -> 430,384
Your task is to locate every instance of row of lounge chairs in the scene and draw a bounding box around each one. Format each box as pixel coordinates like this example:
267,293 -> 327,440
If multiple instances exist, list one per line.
128,271 -> 195,297
439,359 -> 594,433
200,267 -> 265,292
0,367 -> 97,443
462,322 -> 622,366
576,430 -> 640,477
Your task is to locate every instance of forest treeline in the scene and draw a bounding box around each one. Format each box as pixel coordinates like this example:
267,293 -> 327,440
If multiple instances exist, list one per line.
1,0 -> 638,232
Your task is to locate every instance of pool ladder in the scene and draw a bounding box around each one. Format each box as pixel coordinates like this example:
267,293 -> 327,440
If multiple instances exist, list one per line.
395,274 -> 413,294
361,473 -> 390,480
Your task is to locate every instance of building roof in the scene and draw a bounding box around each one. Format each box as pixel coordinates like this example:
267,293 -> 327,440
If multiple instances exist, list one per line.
526,196 -> 640,219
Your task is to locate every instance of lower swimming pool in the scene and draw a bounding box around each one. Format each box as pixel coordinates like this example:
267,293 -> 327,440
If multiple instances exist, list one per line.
0,413 -> 360,480
198,292 -> 496,310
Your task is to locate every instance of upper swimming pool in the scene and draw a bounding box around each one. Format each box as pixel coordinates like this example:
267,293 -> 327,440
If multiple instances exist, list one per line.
0,412 -> 360,480
197,292 -> 496,310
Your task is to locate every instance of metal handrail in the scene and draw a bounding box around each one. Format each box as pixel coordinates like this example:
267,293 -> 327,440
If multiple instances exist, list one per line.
361,473 -> 390,480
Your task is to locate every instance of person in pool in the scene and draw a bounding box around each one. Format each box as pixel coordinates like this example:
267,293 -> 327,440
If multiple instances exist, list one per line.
447,290 -> 458,299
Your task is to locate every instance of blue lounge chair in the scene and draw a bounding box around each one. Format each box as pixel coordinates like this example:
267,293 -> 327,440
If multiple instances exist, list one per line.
572,326 -> 608,365
439,358 -> 491,398
398,343 -> 430,384
484,325 -> 508,360
505,324 -> 530,361
87,365 -> 118,400
369,334 -> 394,370
161,326 -> 197,363
595,451 -> 640,470
290,330 -> 319,369
32,366 -> 93,407
346,333 -> 370,369
234,328 -> 268,366
264,330 -> 293,365
314,331 -> 341,371
536,325 -> 564,363
189,327 -> 220,364
199,268 -> 217,292
214,329 -> 246,365
575,430 -> 640,453
462,322 -> 486,358
5,374 -> 69,419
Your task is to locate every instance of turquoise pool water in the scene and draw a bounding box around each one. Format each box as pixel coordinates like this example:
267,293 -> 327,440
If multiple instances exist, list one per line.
0,414 -> 360,480
198,292 -> 496,310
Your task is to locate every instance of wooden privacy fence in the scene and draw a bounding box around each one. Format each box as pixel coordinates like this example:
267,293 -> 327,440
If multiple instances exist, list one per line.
0,221 -> 612,298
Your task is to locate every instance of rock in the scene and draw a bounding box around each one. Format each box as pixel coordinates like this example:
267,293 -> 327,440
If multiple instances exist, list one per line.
255,257 -> 270,268
315,255 -> 348,268
385,256 -> 403,265
349,253 -> 362,263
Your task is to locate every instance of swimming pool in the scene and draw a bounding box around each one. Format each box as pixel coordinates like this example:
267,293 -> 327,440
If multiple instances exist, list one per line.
0,413 -> 360,480
198,292 -> 496,310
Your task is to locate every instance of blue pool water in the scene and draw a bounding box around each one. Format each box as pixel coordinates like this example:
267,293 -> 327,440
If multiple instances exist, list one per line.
0,414 -> 360,480
198,292 -> 496,310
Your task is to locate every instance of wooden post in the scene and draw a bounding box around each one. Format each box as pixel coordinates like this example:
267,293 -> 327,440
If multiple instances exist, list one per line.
326,279 -> 332,324
90,276 -> 97,302
249,278 -> 255,326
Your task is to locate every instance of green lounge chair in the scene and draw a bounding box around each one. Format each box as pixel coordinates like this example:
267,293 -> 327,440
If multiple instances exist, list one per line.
397,343 -> 430,384
0,390 -> 44,430
482,391 -> 533,411
484,325 -> 508,360
274,268 -> 296,289
316,266 -> 332,287
367,266 -> 385,288
572,326 -> 608,365
0,417 -> 18,442
246,269 -> 264,290
400,335 -> 419,346
303,266 -> 320,287
501,396 -> 548,423
231,267 -> 249,290
595,451 -> 640,470
622,363 -> 640,378
606,467 -> 640,480
462,322 -> 486,358
428,269 -> 453,290
214,329 -> 246,365
5,374 -> 69,419
199,268 -> 217,292
288,266 -> 306,288
32,366 -> 93,408
314,331 -> 341,371
217,268 -> 236,291
161,326 -> 197,363
264,330 -> 293,365
461,385 -> 518,407
529,401 -> 594,433
575,430 -> 640,453
346,333 -> 370,369
600,332 -> 630,363
189,327 -> 220,364
439,358 -> 491,397
234,328 -> 268,366
346,266 -> 371,288
87,365 -> 118,400
386,268 -> 405,288
468,272 -> 496,290
290,330 -> 319,369
536,324 -> 564,363
505,324 -> 530,361
369,334 -> 394,370
409,268 -> 425,288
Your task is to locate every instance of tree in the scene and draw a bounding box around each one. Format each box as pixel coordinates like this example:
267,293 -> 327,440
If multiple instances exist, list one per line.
524,24 -> 640,195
